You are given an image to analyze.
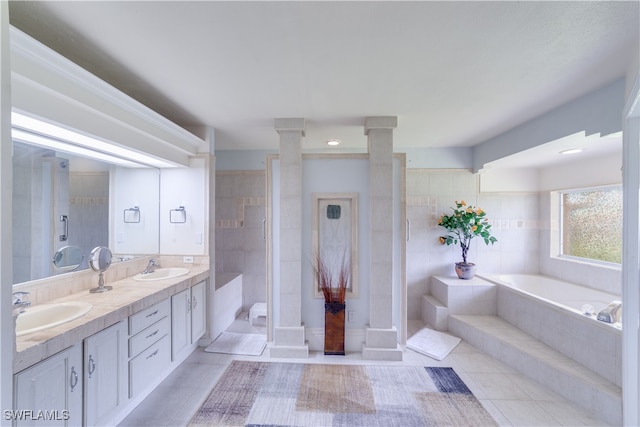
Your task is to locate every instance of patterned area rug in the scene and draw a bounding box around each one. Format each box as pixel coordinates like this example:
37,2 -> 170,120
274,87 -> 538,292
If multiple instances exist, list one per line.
189,361 -> 497,427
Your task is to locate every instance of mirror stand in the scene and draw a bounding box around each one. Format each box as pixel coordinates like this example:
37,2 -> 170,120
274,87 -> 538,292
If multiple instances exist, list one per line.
90,272 -> 112,293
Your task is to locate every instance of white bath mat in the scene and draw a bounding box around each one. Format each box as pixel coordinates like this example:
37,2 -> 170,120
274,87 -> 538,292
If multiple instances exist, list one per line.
205,331 -> 266,356
406,328 -> 461,361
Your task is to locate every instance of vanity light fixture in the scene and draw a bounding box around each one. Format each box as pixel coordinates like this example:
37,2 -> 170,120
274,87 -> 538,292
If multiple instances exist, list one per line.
326,139 -> 341,146
12,128 -> 144,168
11,111 -> 179,168
559,148 -> 584,155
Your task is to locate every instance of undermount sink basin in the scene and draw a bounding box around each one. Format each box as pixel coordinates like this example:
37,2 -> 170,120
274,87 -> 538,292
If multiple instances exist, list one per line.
16,301 -> 93,337
132,267 -> 190,282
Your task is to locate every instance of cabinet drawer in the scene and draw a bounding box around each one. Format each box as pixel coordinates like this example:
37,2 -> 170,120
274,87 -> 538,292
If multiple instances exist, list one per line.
129,335 -> 170,398
129,316 -> 169,357
129,299 -> 170,335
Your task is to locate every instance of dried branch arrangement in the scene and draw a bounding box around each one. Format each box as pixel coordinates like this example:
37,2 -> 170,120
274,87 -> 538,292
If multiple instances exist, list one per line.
313,252 -> 350,304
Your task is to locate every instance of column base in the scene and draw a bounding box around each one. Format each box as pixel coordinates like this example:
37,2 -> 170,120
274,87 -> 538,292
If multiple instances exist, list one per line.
269,343 -> 309,359
362,344 -> 403,361
362,326 -> 403,361
270,325 -> 309,358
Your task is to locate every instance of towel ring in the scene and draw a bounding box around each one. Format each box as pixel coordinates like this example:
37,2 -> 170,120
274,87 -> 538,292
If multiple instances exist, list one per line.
170,206 -> 187,223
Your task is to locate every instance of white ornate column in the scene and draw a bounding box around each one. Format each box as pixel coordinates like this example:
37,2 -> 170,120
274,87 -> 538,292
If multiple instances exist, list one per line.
270,118 -> 309,358
363,116 -> 402,360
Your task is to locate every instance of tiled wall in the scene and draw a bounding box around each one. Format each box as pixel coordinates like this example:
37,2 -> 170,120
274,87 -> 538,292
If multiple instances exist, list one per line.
13,255 -> 209,306
497,284 -> 622,387
215,171 -> 266,311
215,167 -> 619,321
406,169 -> 539,320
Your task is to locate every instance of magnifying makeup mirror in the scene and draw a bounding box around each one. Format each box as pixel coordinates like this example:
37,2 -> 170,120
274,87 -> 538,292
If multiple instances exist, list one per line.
89,246 -> 113,293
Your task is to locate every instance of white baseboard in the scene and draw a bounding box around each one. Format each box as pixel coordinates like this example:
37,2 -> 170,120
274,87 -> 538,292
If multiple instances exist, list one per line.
305,327 -> 365,352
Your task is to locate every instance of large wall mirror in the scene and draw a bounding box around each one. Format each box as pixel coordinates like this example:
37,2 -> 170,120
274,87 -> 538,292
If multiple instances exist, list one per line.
12,140 -> 160,285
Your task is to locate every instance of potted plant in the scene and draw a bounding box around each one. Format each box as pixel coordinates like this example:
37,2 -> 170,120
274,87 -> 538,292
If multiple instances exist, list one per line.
313,253 -> 350,355
438,200 -> 497,279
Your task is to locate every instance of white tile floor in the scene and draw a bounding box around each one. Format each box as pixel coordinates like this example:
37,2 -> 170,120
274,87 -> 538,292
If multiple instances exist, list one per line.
118,317 -> 610,427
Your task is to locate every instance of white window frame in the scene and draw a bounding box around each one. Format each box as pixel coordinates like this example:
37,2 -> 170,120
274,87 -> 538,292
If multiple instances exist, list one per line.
554,184 -> 622,266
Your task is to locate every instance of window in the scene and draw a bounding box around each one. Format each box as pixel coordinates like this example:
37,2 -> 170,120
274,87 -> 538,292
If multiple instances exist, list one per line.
560,185 -> 622,264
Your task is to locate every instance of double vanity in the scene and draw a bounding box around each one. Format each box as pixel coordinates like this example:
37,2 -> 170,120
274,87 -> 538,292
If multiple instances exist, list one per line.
7,27 -> 215,426
12,259 -> 210,426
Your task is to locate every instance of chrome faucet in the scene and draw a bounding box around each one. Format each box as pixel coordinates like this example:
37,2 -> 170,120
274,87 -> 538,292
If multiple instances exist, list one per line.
12,291 -> 31,314
597,301 -> 622,323
142,258 -> 160,274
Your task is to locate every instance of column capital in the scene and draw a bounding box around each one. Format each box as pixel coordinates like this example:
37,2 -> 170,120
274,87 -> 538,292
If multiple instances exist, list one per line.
275,118 -> 306,136
364,116 -> 397,135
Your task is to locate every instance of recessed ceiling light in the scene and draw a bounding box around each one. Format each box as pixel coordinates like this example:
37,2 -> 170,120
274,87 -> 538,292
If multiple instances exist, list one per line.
559,148 -> 584,155
326,139 -> 341,146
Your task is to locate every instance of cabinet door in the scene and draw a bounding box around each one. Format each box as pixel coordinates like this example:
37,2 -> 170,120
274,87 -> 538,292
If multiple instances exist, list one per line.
14,344 -> 83,427
171,288 -> 191,361
84,321 -> 128,426
191,281 -> 206,343
129,335 -> 171,398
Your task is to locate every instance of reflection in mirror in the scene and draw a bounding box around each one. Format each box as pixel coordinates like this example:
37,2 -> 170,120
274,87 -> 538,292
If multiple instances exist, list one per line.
111,168 -> 161,256
12,139 -> 160,285
89,246 -> 113,293
12,141 -> 109,283
52,245 -> 84,273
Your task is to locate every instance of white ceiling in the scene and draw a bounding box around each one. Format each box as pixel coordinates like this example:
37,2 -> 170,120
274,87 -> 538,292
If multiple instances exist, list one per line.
7,1 -> 639,164
483,131 -> 623,169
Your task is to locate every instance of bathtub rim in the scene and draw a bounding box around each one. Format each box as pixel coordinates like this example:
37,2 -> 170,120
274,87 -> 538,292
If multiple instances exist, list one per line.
478,273 -> 622,334
215,272 -> 242,290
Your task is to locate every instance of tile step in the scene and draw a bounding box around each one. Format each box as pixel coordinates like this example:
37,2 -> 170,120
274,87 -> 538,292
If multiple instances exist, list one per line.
448,314 -> 621,426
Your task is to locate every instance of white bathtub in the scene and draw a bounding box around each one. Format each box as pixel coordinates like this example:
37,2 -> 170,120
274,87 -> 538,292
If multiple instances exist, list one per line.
490,274 -> 621,319
482,274 -> 622,387
211,273 -> 243,340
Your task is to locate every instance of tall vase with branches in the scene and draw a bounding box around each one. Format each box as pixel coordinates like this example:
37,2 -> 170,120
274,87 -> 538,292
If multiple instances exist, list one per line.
313,252 -> 350,355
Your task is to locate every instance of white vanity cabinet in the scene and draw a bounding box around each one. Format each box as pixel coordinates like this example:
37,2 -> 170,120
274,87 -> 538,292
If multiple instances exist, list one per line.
13,343 -> 83,426
84,320 -> 128,426
128,299 -> 171,399
171,281 -> 206,361
13,273 -> 209,426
